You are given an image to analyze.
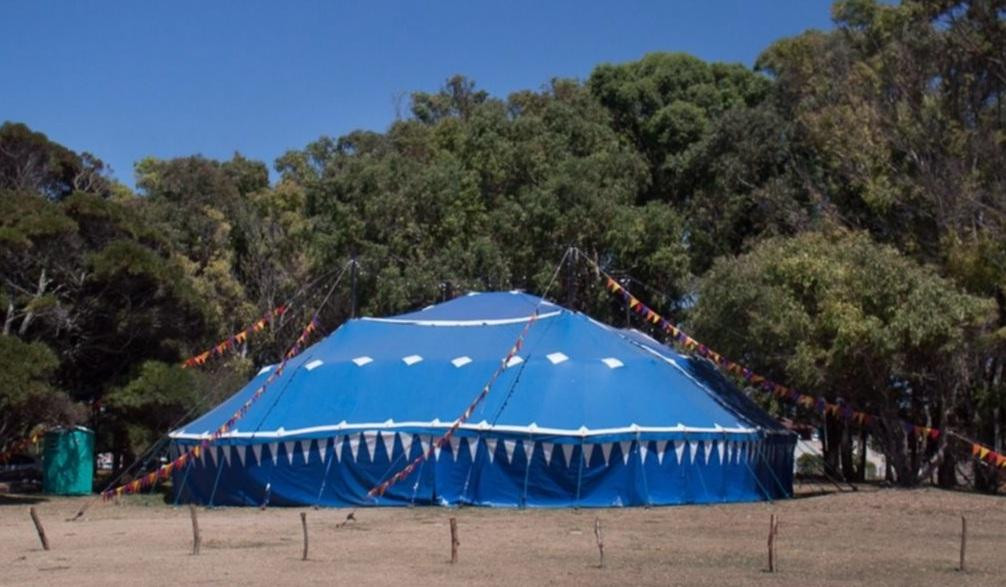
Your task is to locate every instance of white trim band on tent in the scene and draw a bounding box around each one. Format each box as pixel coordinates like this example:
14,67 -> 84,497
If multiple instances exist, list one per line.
359,310 -> 562,327
169,420 -> 776,440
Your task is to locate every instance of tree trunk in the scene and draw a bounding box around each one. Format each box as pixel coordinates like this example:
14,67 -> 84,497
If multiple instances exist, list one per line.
937,450 -> 957,488
856,428 -> 868,482
840,421 -> 855,481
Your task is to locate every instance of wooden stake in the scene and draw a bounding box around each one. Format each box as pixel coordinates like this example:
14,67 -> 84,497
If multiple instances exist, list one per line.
959,516 -> 967,572
449,517 -> 459,564
189,504 -> 201,555
301,512 -> 309,561
767,514 -> 777,572
29,507 -> 49,551
594,517 -> 605,568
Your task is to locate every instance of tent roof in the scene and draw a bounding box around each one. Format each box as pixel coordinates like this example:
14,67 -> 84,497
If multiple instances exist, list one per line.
173,292 -> 783,443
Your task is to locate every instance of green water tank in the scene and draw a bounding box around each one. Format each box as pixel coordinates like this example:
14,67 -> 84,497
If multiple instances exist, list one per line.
42,426 -> 94,495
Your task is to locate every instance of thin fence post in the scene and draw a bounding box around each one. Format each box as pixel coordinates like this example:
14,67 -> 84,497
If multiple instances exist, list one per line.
594,517 -> 604,568
959,516 -> 967,572
767,514 -> 777,572
189,504 -> 201,555
449,517 -> 459,564
29,507 -> 50,551
301,512 -> 309,561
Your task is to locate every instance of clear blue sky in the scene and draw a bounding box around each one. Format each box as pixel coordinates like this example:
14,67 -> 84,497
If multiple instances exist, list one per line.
0,1 -> 835,187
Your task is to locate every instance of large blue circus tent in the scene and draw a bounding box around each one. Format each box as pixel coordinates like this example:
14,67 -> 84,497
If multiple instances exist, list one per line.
169,292 -> 795,507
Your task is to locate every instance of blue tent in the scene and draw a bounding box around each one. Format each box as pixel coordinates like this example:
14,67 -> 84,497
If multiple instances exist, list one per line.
170,292 -> 795,507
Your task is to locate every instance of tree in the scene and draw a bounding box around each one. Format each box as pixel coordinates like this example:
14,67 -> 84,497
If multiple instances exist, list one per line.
689,229 -> 993,485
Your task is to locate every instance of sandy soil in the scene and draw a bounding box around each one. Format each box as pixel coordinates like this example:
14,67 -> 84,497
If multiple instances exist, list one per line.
2,484 -> 1005,586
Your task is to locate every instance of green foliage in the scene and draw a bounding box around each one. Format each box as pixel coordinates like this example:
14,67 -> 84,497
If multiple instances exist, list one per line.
691,230 -> 991,399
0,335 -> 81,444
796,453 -> 825,476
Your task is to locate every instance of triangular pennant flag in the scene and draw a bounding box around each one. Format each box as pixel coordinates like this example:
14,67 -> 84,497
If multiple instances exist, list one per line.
717,440 -> 725,465
656,440 -> 668,465
235,445 -> 247,467
449,436 -> 461,462
419,435 -> 431,458
363,432 -> 378,463
542,442 -> 554,466
583,443 -> 596,466
222,445 -> 232,467
381,432 -> 395,462
349,435 -> 361,462
434,438 -> 443,461
284,441 -> 296,465
561,444 -> 575,468
208,444 -> 218,466
619,441 -> 632,465
251,444 -> 262,466
704,441 -> 714,465
503,439 -> 516,465
400,434 -> 413,458
520,439 -> 533,464
674,440 -> 685,465
270,443 -> 279,466
302,439 -> 313,465
600,443 -> 613,467
639,441 -> 649,464
689,441 -> 699,465
466,437 -> 478,462
318,439 -> 327,464
485,438 -> 497,463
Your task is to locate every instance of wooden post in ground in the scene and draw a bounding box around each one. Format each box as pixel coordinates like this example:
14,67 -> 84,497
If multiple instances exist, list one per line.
594,517 -> 605,568
449,517 -> 459,564
29,507 -> 49,551
959,516 -> 967,572
301,512 -> 309,561
767,514 -> 778,572
189,504 -> 201,555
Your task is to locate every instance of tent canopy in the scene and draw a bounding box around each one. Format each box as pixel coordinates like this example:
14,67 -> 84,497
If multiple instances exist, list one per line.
175,292 -> 780,443
171,292 -> 794,507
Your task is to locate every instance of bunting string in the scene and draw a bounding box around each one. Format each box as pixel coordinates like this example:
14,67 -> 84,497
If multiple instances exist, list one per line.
101,315 -> 322,499
367,309 -> 541,498
181,306 -> 287,369
599,273 -> 1006,472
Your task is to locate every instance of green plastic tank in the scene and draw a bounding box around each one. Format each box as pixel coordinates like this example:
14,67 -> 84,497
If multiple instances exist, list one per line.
42,427 -> 94,495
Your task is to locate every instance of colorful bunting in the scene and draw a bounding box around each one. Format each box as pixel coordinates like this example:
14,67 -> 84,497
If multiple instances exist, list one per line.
181,306 -> 286,369
600,271 -> 1006,473
367,308 -> 543,499
101,313 -> 321,500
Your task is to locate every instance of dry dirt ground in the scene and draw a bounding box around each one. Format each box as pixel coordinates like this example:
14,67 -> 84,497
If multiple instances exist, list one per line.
2,485 -> 1005,586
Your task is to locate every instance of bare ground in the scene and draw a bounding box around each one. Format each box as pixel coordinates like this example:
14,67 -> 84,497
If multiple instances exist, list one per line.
2,485 -> 1005,586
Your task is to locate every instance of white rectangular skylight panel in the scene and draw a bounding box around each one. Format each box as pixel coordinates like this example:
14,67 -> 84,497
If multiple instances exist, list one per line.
452,356 -> 472,368
506,356 -> 524,368
602,358 -> 624,369
352,356 -> 373,367
546,352 -> 569,365
305,360 -> 324,371
402,354 -> 423,366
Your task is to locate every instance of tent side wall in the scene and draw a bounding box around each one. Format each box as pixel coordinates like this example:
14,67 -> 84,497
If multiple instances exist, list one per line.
170,431 -> 795,507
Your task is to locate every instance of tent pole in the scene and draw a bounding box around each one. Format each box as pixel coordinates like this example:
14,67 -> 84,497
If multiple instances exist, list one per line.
173,452 -> 195,506
574,438 -> 585,506
521,436 -> 533,508
637,433 -> 652,507
314,438 -> 336,506
207,448 -> 226,507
